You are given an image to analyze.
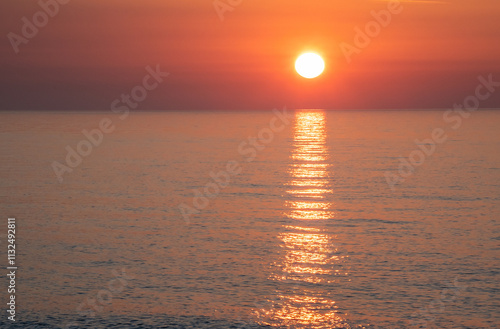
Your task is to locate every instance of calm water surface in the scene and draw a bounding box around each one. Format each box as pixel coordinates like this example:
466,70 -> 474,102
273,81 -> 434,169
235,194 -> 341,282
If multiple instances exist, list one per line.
0,110 -> 499,328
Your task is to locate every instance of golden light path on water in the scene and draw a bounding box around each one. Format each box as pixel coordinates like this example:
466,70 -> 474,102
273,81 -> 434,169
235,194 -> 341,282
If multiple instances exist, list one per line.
287,111 -> 334,220
256,111 -> 349,328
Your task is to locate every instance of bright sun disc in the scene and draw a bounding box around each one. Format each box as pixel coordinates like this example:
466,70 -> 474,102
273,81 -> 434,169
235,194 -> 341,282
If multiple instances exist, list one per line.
295,53 -> 325,79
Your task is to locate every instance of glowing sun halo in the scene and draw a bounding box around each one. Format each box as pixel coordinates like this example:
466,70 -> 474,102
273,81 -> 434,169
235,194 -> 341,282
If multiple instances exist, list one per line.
295,53 -> 325,79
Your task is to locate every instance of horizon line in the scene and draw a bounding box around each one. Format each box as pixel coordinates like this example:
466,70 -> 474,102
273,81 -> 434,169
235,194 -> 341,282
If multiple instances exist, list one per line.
1,108 -> 500,113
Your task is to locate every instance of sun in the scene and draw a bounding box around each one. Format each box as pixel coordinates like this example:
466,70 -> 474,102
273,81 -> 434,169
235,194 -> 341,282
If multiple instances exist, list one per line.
295,53 -> 325,79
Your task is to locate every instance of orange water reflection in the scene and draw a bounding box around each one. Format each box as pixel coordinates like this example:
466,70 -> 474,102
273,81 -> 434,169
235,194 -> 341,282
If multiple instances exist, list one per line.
257,111 -> 348,328
286,111 -> 334,220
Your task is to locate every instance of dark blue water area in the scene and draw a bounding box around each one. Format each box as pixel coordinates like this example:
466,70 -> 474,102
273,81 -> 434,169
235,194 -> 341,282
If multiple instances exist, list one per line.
0,315 -> 286,329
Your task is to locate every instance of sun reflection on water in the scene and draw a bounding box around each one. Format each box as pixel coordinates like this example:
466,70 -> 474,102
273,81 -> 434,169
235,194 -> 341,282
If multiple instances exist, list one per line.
286,111 -> 334,220
256,111 -> 349,328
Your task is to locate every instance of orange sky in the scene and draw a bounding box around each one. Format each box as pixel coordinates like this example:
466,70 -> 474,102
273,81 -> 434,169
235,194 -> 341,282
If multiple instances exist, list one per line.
1,0 -> 499,110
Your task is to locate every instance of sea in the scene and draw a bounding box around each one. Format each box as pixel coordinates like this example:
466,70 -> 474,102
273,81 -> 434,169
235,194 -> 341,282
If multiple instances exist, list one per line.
0,109 -> 499,328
